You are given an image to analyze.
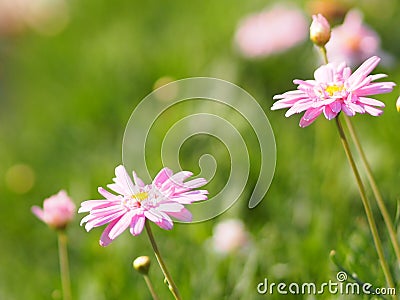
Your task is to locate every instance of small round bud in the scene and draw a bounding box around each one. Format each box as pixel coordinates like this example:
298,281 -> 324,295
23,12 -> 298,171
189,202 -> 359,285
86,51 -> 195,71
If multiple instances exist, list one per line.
396,96 -> 400,112
310,14 -> 331,47
133,256 -> 151,275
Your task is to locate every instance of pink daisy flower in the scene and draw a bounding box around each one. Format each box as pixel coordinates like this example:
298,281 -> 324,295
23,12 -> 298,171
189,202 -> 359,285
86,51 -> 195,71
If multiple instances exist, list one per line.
271,56 -> 395,127
79,165 -> 208,246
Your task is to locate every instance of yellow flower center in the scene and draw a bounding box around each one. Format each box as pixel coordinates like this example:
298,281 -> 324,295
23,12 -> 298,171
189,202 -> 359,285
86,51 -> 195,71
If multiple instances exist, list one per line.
325,85 -> 344,96
132,192 -> 148,202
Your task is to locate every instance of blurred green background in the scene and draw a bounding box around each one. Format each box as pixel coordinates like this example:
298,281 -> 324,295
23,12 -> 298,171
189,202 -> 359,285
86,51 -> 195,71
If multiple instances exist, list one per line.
1,0 -> 400,299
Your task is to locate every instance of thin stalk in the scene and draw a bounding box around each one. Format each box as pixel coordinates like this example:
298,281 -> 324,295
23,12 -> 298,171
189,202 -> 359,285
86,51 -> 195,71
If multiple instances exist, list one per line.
57,230 -> 72,300
143,275 -> 160,300
145,221 -> 182,300
335,117 -> 395,292
319,46 -> 329,64
344,115 -> 400,265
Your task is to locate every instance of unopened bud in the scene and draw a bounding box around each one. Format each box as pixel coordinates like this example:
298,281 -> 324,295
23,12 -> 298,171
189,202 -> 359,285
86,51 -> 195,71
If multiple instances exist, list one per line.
133,256 -> 151,275
396,96 -> 400,112
310,14 -> 331,47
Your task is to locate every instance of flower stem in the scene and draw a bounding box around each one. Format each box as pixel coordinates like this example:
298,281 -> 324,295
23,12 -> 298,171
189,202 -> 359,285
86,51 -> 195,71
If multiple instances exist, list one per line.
143,274 -> 160,300
335,116 -> 395,291
319,46 -> 329,64
145,221 -> 182,300
344,115 -> 400,265
57,230 -> 72,300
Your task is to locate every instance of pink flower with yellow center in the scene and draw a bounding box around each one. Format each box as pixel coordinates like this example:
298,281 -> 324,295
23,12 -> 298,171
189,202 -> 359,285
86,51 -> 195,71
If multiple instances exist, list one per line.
271,56 -> 395,127
79,165 -> 208,246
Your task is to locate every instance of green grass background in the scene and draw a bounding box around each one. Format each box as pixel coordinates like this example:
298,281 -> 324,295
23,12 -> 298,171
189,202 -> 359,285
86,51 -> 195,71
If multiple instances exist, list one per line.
1,0 -> 400,299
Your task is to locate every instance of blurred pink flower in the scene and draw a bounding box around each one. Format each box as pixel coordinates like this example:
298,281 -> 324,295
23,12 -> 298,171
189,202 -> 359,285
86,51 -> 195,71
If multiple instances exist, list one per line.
326,9 -> 382,66
212,219 -> 249,254
79,165 -> 208,246
234,4 -> 308,58
32,190 -> 76,230
272,56 -> 395,127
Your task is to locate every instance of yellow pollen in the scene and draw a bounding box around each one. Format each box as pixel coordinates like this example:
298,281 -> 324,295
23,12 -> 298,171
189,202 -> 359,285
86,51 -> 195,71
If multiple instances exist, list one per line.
132,192 -> 148,202
325,85 -> 344,96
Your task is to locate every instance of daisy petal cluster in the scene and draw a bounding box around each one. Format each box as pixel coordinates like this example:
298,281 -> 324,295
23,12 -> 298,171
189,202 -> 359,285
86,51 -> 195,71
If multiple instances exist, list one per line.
271,56 -> 395,127
79,165 -> 208,246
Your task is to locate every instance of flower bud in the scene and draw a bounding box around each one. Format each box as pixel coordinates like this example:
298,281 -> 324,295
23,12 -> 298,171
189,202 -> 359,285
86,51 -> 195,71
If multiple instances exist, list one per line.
396,96 -> 400,112
133,256 -> 151,275
310,14 -> 331,46
32,190 -> 75,230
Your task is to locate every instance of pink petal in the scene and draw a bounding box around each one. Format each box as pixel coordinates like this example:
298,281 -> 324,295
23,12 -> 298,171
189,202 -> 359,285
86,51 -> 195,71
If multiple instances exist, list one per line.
348,102 -> 365,114
355,82 -> 395,96
106,183 -> 126,195
330,101 -> 342,113
31,206 -> 44,222
144,210 -> 164,223
98,187 -> 119,200
99,219 -> 119,247
348,56 -> 380,88
301,107 -> 323,123
153,168 -> 173,185
130,214 -> 146,236
173,191 -> 208,204
364,105 -> 383,116
358,97 -> 385,107
158,202 -> 185,212
155,217 -> 173,230
323,105 -> 338,120
113,165 -> 136,195
314,63 -> 335,82
108,211 -> 134,240
78,199 -> 116,212
167,208 -> 192,222
341,103 -> 355,116
132,171 -> 145,187
285,99 -> 313,116
170,171 -> 193,183
82,209 -> 125,231
293,79 -> 317,87
182,178 -> 207,189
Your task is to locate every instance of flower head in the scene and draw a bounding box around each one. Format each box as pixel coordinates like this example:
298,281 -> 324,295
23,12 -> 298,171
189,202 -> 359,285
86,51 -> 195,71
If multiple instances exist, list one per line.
271,56 -> 395,127
211,219 -> 249,254
310,14 -> 331,47
133,256 -> 151,275
234,4 -> 308,58
32,190 -> 76,230
79,165 -> 208,246
396,96 -> 400,113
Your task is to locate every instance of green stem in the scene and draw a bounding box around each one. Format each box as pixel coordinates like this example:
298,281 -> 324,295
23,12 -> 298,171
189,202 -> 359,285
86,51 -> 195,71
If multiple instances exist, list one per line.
57,230 -> 72,300
319,46 -> 329,64
145,221 -> 182,300
143,274 -> 160,300
335,117 -> 395,292
344,115 -> 400,265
